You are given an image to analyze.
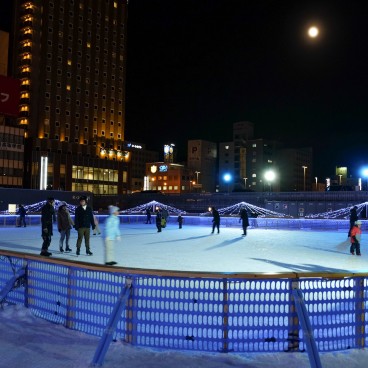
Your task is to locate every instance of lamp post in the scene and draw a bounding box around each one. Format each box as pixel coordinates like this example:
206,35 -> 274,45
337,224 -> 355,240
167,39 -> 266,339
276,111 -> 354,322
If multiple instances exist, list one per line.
302,166 -> 307,191
243,177 -> 247,188
264,170 -> 275,192
338,174 -> 342,185
195,171 -> 200,183
223,173 -> 232,193
363,169 -> 368,191
315,177 -> 318,191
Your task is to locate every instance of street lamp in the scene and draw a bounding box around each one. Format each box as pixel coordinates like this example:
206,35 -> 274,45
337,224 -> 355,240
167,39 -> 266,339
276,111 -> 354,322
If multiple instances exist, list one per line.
243,177 -> 247,188
195,171 -> 200,183
315,177 -> 318,191
223,173 -> 232,193
264,170 -> 275,192
362,169 -> 368,191
302,166 -> 307,191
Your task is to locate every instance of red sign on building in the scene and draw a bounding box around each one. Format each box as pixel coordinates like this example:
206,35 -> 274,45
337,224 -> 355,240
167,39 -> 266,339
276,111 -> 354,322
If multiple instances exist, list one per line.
0,75 -> 21,117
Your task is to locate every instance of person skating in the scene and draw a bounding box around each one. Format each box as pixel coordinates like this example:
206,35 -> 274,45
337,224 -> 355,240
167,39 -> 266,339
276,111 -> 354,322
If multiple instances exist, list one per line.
40,197 -> 55,256
156,207 -> 162,232
104,205 -> 121,266
17,204 -> 27,227
57,202 -> 74,252
145,208 -> 152,224
74,196 -> 95,256
211,207 -> 220,234
239,207 -> 249,236
177,214 -> 183,229
350,220 -> 362,256
348,206 -> 358,237
93,214 -> 101,235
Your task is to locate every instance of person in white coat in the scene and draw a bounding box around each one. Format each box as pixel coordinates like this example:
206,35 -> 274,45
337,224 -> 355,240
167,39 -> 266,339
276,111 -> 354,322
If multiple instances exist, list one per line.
104,205 -> 121,265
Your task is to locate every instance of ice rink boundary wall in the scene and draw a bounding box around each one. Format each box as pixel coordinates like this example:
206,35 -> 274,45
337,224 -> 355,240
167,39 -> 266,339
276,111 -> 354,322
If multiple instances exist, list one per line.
0,214 -> 364,231
1,249 -> 368,355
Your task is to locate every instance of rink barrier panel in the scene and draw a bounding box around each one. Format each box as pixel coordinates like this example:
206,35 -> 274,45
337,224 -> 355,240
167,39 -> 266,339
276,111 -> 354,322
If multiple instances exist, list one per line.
0,250 -> 367,354
0,214 -> 364,231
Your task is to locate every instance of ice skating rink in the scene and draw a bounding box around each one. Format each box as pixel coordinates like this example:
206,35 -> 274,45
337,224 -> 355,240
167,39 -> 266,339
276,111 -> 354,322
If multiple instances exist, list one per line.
1,222 -> 366,274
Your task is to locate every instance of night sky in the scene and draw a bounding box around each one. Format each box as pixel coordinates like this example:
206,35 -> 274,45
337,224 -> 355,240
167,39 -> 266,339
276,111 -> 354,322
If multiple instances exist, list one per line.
1,1 -> 368,178
125,0 -> 368,178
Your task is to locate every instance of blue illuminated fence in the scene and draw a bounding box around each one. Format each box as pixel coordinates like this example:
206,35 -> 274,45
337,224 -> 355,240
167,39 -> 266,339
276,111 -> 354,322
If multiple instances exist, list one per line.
0,214 -> 363,231
0,251 -> 367,357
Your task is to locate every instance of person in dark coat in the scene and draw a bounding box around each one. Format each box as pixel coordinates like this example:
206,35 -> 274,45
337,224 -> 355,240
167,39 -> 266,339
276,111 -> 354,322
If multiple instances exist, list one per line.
17,204 -> 27,227
211,207 -> 220,234
177,214 -> 183,229
74,196 -> 95,255
239,207 -> 250,236
40,197 -> 55,256
145,208 -> 152,224
348,206 -> 358,237
155,207 -> 162,232
57,202 -> 74,252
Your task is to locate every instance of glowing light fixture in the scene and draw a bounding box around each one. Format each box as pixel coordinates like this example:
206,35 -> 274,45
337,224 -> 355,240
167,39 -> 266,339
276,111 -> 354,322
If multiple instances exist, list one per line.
40,156 -> 48,190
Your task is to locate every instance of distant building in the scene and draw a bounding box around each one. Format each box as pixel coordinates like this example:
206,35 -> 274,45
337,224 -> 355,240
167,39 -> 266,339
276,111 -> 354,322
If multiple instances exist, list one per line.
233,121 -> 254,188
218,142 -> 234,192
145,162 -> 192,194
123,141 -> 159,193
187,139 -> 217,192
10,1 -> 130,194
245,138 -> 281,192
277,147 -> 313,191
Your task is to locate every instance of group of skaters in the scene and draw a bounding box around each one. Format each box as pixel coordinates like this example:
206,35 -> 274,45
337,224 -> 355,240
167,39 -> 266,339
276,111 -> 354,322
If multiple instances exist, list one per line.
145,205 -> 249,236
39,196 -> 120,266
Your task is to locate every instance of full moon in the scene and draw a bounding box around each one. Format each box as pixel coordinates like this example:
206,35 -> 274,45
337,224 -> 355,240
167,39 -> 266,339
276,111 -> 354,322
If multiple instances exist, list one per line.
308,26 -> 319,38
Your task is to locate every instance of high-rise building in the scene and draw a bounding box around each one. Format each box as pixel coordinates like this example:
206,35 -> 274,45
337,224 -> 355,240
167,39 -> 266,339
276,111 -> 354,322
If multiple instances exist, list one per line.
0,29 -> 25,188
187,139 -> 217,192
11,0 -> 129,194
277,147 -> 313,191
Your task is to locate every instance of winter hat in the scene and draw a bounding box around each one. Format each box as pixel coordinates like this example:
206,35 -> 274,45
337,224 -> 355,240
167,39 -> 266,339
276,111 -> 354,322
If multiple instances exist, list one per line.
79,196 -> 87,201
355,220 -> 362,225
109,205 -> 120,214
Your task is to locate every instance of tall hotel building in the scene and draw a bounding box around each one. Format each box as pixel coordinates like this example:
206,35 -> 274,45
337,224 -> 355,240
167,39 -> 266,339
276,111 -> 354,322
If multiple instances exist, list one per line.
11,0 -> 129,194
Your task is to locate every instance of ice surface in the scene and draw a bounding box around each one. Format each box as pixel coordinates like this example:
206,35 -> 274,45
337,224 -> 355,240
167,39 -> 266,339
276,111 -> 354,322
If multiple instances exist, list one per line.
1,221 -> 368,367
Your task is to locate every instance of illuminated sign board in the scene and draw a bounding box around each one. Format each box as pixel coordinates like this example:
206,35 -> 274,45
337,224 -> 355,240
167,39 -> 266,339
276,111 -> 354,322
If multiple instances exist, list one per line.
159,165 -> 168,172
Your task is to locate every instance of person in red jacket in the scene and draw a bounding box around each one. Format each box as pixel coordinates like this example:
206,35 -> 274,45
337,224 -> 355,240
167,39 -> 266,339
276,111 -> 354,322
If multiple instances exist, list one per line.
350,220 -> 362,256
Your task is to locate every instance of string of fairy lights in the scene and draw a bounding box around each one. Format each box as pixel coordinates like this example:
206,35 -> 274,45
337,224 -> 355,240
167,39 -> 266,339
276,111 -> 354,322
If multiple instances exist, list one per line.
120,200 -> 186,215
1,200 -> 367,219
305,202 -> 368,219
200,201 -> 291,217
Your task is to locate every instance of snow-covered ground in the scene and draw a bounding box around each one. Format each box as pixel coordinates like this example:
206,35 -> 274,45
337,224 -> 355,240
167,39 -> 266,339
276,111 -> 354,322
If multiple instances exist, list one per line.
1,221 -> 368,367
1,303 -> 368,368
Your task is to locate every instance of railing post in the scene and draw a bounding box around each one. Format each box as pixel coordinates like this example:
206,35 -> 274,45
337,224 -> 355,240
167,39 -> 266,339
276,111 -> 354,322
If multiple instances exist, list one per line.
221,278 -> 229,352
355,277 -> 365,348
286,279 -> 300,352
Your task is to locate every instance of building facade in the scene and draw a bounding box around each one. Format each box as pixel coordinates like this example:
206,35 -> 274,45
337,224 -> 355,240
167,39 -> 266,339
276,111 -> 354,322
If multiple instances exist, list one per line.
277,147 -> 313,192
145,162 -> 192,194
11,0 -> 130,193
187,139 -> 217,193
